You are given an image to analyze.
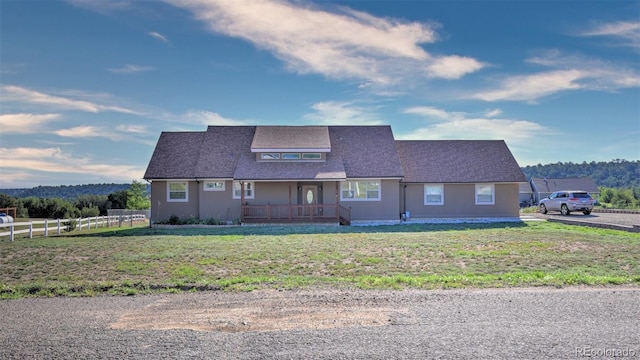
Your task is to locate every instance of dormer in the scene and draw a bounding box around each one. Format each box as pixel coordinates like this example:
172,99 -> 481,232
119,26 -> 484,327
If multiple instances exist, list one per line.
250,126 -> 331,162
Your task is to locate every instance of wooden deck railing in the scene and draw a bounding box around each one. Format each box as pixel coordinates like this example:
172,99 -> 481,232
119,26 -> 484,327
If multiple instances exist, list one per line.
242,204 -> 350,225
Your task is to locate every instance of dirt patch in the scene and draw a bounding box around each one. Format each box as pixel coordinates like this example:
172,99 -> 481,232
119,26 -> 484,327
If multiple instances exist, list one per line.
111,290 -> 399,332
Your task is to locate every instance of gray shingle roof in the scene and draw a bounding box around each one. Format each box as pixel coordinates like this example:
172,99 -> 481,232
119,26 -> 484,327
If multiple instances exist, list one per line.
329,126 -> 404,178
530,177 -> 599,193
234,152 -> 346,180
143,132 -> 204,179
396,140 -> 526,183
194,126 -> 255,178
145,126 -> 525,184
251,126 -> 331,152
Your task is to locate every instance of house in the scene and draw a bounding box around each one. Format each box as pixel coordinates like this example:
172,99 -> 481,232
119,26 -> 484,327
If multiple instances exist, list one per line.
529,177 -> 599,204
143,125 -> 527,225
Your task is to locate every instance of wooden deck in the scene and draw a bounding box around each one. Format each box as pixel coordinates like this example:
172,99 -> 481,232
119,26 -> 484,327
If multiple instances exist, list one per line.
241,204 -> 351,225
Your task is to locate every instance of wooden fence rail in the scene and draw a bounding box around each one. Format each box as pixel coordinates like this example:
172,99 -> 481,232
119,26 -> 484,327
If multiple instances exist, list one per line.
0,214 -> 147,242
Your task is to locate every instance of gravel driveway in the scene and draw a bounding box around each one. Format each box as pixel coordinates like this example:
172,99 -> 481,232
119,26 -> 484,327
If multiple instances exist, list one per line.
1,287 -> 638,359
531,211 -> 640,230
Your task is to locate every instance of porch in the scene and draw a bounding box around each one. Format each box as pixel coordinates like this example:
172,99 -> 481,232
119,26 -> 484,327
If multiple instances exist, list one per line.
241,203 -> 351,225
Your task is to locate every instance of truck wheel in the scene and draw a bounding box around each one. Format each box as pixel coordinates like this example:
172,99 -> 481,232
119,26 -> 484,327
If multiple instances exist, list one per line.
583,210 -> 591,215
561,204 -> 570,215
539,204 -> 548,214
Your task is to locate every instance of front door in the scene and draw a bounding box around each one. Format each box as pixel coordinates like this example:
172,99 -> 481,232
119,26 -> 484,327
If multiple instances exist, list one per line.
302,185 -> 317,216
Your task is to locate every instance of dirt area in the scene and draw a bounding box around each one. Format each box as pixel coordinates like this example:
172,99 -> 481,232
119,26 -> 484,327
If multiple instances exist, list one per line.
111,290 -> 398,332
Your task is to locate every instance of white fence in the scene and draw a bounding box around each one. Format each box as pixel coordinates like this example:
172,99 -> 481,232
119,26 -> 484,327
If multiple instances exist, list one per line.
0,214 -> 147,242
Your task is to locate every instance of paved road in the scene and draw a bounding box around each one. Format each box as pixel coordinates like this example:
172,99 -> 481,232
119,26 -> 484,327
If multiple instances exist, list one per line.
1,288 -> 638,359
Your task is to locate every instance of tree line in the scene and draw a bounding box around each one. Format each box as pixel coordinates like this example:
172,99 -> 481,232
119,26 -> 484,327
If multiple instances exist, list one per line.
0,181 -> 150,219
598,186 -> 640,209
521,159 -> 639,188
0,183 -> 135,200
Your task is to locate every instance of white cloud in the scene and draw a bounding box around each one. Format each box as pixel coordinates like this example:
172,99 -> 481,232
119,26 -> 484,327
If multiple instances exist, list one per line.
484,108 -> 502,118
148,31 -> 170,43
304,101 -> 385,125
55,126 -> 104,138
115,124 -> 147,133
472,49 -> 640,102
0,147 -> 144,185
0,113 -> 61,133
166,0 -> 483,85
178,110 -> 248,126
579,20 -> 640,49
54,125 -> 152,143
0,85 -> 141,114
107,64 -> 155,73
400,106 -> 550,152
426,55 -> 486,80
472,69 -> 585,102
403,106 -> 463,121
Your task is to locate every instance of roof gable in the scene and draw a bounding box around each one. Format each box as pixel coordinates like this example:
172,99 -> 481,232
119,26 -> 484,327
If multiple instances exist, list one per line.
250,126 -> 331,152
396,140 -> 526,183
143,132 -> 205,179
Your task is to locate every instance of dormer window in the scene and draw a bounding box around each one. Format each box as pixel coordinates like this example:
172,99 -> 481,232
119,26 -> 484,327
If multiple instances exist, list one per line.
302,153 -> 322,160
257,152 -> 324,161
251,126 -> 330,162
261,153 -> 280,160
282,153 -> 301,160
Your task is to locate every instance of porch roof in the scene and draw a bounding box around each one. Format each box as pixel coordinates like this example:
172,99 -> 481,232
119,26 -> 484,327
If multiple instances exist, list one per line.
234,153 -> 346,180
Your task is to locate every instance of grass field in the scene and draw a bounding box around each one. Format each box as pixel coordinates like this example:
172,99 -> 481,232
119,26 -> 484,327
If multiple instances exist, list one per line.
1,221 -> 638,298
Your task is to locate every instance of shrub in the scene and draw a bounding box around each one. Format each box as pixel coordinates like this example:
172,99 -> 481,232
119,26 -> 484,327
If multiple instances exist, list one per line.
168,215 -> 180,225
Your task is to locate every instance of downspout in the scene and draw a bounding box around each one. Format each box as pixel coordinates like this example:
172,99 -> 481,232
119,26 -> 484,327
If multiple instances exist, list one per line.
403,184 -> 407,221
240,181 -> 245,223
145,179 -> 152,228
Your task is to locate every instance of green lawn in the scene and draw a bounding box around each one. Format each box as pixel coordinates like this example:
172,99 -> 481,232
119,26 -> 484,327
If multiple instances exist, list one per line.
1,222 -> 638,298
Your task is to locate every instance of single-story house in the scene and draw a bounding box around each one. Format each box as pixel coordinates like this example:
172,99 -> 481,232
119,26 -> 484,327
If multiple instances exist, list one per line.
143,125 -> 527,225
529,177 -> 599,204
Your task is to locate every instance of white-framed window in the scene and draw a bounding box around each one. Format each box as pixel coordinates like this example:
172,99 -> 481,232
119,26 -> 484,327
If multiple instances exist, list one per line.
282,153 -> 301,160
203,181 -> 225,191
340,180 -> 381,201
167,181 -> 188,202
261,153 -> 280,160
475,184 -> 495,205
302,153 -> 322,160
233,181 -> 255,199
424,184 -> 444,205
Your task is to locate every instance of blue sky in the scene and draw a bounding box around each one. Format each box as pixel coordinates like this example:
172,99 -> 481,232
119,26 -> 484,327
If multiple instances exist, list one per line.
1,0 -> 639,188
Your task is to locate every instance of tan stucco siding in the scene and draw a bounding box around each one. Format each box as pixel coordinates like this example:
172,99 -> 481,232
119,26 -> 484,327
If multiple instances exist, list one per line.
252,182 -> 296,204
339,179 -> 401,221
199,181 -> 240,222
150,181 -> 200,222
402,183 -> 520,218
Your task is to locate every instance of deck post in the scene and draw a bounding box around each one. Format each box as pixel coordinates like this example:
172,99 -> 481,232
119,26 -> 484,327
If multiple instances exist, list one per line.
240,181 -> 245,222
288,185 -> 292,220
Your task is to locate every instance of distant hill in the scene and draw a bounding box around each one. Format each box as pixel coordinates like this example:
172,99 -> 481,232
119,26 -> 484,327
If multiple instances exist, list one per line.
521,159 -> 640,188
1,160 -> 638,199
0,183 -> 134,200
